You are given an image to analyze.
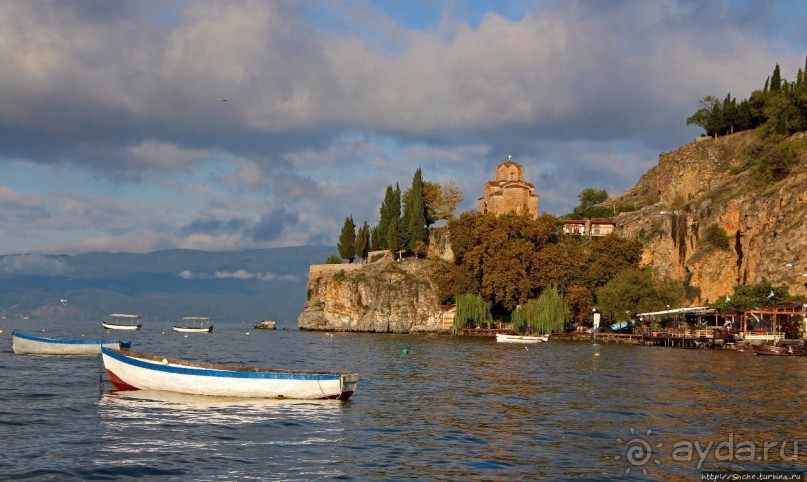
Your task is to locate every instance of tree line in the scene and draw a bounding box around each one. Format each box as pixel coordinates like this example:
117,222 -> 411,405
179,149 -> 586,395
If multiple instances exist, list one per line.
687,58 -> 807,137
433,210 -> 686,331
333,168 -> 462,263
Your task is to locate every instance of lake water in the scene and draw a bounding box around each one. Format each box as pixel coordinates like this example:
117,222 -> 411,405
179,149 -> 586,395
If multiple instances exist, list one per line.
1,318 -> 806,480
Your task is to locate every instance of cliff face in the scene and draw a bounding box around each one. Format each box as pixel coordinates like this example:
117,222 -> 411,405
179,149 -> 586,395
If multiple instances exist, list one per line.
615,131 -> 807,302
297,259 -> 452,333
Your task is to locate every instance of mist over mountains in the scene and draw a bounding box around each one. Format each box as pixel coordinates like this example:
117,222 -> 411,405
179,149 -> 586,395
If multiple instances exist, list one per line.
0,246 -> 334,328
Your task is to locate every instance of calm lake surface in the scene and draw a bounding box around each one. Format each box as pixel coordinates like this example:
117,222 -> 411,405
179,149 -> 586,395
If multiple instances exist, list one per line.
1,318 -> 806,481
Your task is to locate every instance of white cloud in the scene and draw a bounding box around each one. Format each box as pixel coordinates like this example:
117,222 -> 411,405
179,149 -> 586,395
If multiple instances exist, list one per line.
178,268 -> 299,282
0,254 -> 69,275
0,1 -> 805,254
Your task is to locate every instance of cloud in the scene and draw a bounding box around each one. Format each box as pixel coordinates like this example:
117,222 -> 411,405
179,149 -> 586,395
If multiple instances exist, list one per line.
0,254 -> 69,275
178,268 -> 299,282
0,1 -> 805,254
252,207 -> 300,242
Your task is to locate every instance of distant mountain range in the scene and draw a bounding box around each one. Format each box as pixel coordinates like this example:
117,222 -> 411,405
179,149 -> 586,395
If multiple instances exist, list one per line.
0,246 -> 335,328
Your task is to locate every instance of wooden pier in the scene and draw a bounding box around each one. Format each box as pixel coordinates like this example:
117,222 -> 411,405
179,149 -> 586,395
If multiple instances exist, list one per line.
460,328 -> 516,337
551,331 -> 740,349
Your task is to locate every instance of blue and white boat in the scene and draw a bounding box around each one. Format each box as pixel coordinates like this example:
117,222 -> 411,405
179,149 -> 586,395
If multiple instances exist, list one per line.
12,331 -> 131,355
100,347 -> 359,400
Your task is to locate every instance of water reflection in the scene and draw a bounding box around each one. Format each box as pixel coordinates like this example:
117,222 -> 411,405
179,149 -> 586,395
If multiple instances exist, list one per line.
95,390 -> 349,479
99,389 -> 345,425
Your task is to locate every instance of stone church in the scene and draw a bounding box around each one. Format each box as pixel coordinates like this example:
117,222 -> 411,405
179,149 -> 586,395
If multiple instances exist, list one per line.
478,156 -> 539,218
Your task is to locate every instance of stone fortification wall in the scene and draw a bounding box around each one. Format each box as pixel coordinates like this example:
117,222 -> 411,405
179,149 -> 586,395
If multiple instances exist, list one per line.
308,263 -> 364,276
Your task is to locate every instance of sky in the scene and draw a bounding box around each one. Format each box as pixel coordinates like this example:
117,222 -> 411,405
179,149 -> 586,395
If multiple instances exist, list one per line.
1,0 -> 806,258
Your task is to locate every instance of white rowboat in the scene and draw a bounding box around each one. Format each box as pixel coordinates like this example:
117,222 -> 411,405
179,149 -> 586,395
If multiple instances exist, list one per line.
100,348 -> 359,400
12,332 -> 131,355
496,334 -> 549,344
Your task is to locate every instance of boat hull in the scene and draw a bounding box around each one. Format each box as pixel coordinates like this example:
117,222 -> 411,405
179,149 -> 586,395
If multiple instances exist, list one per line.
102,321 -> 142,331
496,334 -> 548,344
100,348 -> 358,400
751,344 -> 806,356
172,326 -> 213,333
12,332 -> 127,355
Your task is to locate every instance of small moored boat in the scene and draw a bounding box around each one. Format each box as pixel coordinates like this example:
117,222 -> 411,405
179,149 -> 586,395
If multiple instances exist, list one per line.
496,334 -> 549,344
102,313 -> 143,331
751,344 -> 806,356
100,347 -> 359,400
12,331 -> 131,355
173,316 -> 213,333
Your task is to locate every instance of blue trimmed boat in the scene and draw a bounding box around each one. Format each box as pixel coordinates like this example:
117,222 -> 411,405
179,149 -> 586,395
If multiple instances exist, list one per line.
12,331 -> 131,355
100,347 -> 359,400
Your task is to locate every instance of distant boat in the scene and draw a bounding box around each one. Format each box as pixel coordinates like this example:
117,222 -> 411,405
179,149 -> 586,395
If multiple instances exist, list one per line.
12,331 -> 131,355
173,317 -> 213,333
100,347 -> 359,400
102,313 -> 143,331
496,334 -> 549,344
751,344 -> 806,356
253,320 -> 277,330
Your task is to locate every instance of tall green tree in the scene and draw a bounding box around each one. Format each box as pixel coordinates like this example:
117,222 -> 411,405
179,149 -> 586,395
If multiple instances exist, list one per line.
369,225 -> 382,251
355,220 -> 370,263
571,188 -> 612,219
770,64 -> 782,93
377,185 -> 395,249
385,184 -> 405,256
337,216 -> 356,262
511,286 -> 567,335
403,168 -> 427,251
454,293 -> 492,332
717,279 -> 789,311
595,268 -> 684,323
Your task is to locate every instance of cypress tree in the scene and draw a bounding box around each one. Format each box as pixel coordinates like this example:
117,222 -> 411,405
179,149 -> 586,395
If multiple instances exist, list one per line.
337,216 -> 356,262
763,76 -> 769,94
403,168 -> 428,251
369,225 -> 382,251
377,185 -> 395,249
385,184 -> 406,257
770,64 -> 782,93
355,221 -> 370,263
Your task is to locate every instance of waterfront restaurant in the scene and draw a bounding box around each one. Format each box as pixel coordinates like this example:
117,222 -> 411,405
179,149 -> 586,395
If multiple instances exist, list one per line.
739,302 -> 807,343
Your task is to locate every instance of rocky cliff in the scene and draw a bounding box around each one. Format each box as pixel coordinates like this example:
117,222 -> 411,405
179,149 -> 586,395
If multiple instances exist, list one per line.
614,130 -> 807,302
297,257 -> 452,333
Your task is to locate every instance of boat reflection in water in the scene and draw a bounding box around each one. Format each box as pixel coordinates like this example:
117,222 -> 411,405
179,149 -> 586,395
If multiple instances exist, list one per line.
96,390 -> 348,477
99,389 -> 345,425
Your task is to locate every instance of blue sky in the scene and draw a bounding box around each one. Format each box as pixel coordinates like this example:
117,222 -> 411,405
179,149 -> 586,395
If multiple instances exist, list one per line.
1,0 -> 806,258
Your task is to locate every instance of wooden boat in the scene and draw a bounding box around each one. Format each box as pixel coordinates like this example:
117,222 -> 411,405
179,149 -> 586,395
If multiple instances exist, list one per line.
253,320 -> 276,330
173,316 -> 213,333
496,334 -> 549,344
102,313 -> 143,331
100,347 -> 359,400
751,344 -> 806,356
12,331 -> 131,355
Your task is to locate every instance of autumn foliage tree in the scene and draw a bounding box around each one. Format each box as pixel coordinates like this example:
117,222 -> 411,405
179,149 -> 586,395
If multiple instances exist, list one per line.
436,210 -> 648,326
